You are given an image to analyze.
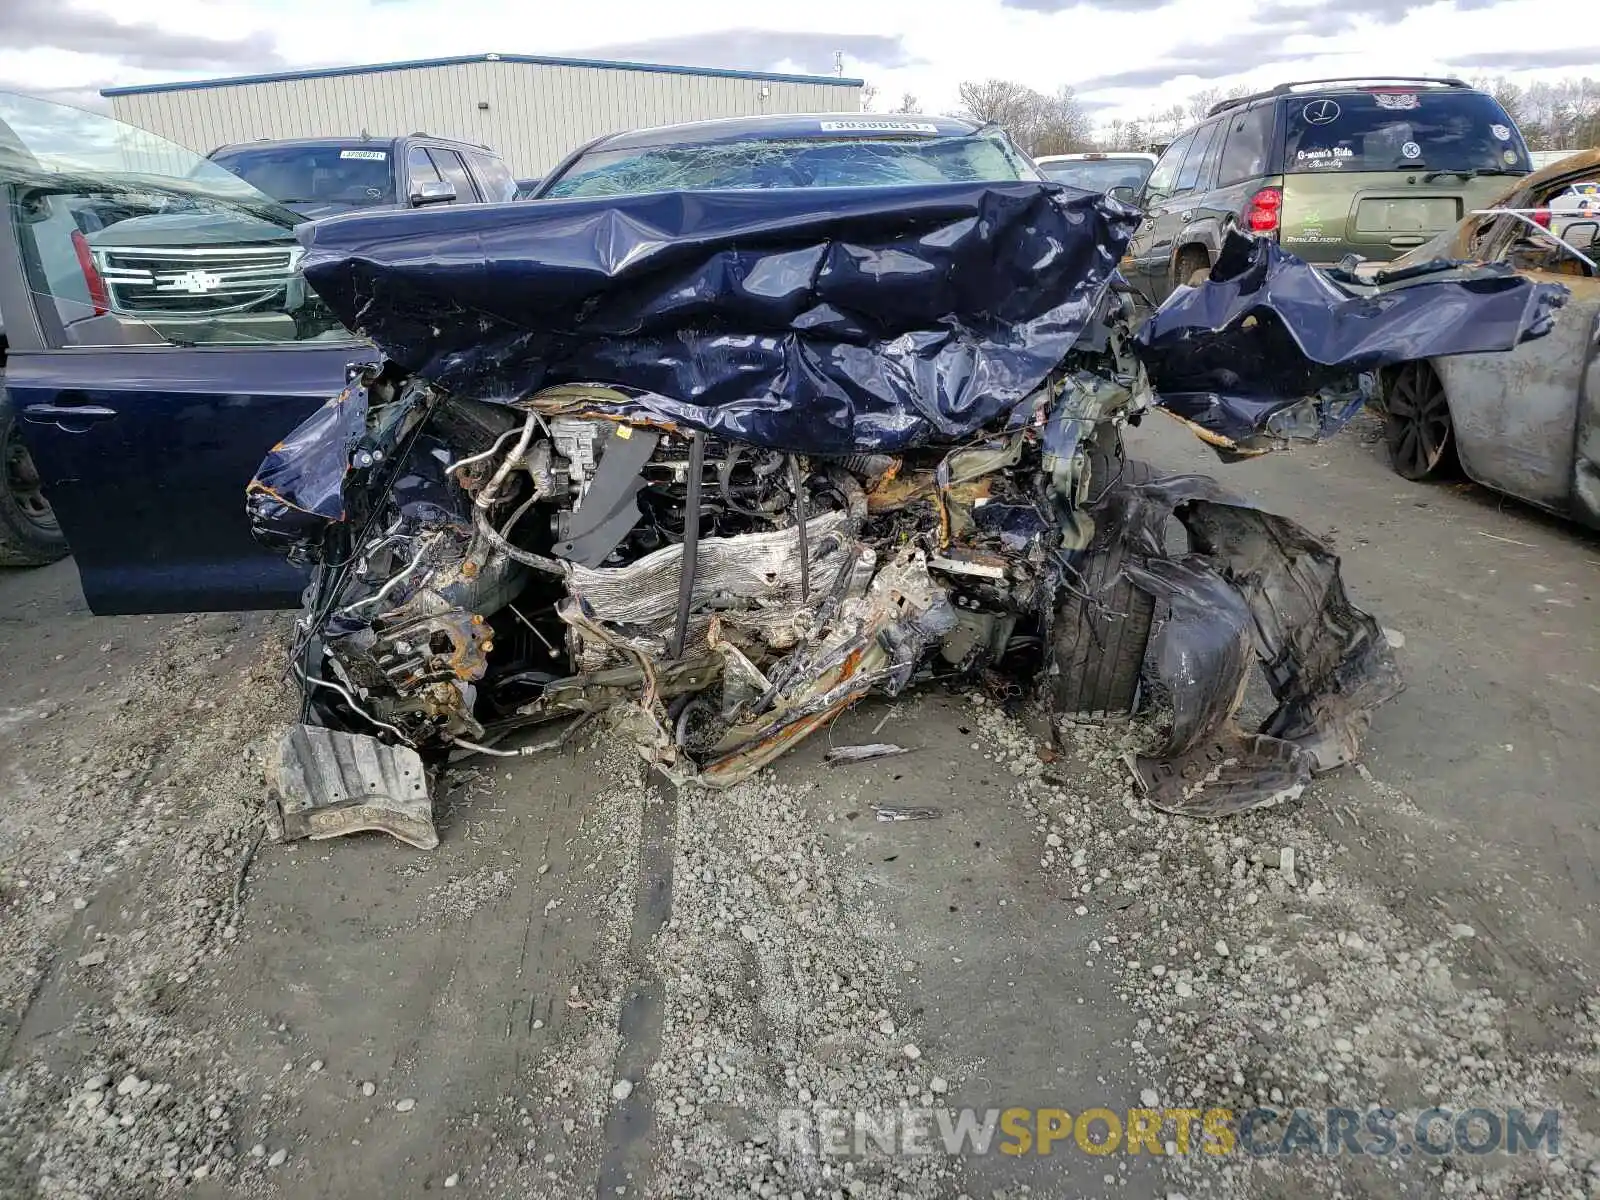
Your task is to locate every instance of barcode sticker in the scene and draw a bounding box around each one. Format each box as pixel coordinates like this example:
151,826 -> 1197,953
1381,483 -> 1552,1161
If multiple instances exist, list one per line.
819,120 -> 939,134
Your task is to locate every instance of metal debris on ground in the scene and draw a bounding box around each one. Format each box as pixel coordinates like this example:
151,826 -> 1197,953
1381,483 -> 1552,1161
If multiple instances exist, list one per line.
825,743 -> 910,766
872,805 -> 941,822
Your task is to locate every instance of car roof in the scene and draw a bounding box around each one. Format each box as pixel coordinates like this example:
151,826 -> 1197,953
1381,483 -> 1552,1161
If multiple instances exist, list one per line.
1209,77 -> 1480,118
211,134 -> 490,155
1035,152 -> 1157,164
586,112 -> 986,154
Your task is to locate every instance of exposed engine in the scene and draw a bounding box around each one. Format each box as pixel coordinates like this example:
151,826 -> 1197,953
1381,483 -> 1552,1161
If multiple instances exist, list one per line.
277,287 -> 1157,804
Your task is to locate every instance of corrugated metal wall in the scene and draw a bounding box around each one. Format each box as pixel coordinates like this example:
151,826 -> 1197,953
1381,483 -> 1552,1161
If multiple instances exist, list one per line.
109,60 -> 861,176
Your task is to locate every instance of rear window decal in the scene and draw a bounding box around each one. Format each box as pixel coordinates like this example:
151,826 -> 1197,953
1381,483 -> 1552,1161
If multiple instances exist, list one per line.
818,119 -> 940,134
1302,100 -> 1341,124
1296,146 -> 1353,167
340,149 -> 387,160
1491,124 -> 1512,141
1373,93 -> 1420,110
1402,141 -> 1422,159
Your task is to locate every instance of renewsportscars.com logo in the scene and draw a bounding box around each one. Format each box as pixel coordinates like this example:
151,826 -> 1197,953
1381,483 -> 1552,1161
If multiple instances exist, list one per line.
776,1106 -> 1563,1159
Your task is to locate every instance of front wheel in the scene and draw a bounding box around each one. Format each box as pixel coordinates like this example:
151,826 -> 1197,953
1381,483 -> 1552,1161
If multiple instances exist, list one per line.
1383,361 -> 1458,481
1050,538 -> 1155,719
0,397 -> 69,567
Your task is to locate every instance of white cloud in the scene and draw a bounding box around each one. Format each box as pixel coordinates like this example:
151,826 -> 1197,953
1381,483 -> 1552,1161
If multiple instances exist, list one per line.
0,0 -> 1588,125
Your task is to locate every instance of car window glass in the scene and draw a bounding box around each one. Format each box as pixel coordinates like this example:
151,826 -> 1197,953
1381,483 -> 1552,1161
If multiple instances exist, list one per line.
1218,105 -> 1274,186
1,90 -> 352,349
1174,122 -> 1220,193
428,148 -> 476,202
407,146 -> 442,192
1283,91 -> 1531,174
209,145 -> 395,208
1038,158 -> 1155,192
1143,132 -> 1195,200
465,151 -> 517,202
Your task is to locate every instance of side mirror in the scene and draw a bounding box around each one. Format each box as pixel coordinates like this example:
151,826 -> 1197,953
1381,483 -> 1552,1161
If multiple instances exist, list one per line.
1108,185 -> 1142,208
410,180 -> 457,207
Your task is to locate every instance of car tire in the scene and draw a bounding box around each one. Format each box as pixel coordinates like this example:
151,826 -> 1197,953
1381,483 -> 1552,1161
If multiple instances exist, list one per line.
1383,361 -> 1459,482
0,393 -> 69,567
1050,527 -> 1156,719
1173,247 -> 1211,292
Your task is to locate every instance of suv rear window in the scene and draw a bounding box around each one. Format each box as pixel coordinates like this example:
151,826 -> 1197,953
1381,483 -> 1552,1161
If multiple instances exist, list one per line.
1283,90 -> 1530,175
210,144 -> 396,207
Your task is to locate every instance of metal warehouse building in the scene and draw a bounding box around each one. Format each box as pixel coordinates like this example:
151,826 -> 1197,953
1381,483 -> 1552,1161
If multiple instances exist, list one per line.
102,53 -> 864,176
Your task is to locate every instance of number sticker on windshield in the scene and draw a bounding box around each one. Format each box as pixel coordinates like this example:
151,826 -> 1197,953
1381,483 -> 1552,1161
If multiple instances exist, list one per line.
819,120 -> 939,134
340,149 -> 388,160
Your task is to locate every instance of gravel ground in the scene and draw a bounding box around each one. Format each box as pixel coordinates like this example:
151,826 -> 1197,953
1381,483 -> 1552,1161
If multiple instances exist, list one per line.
2,409 -> 1597,1199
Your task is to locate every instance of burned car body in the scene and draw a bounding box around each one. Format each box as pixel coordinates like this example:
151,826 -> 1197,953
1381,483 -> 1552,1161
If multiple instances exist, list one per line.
244,117 -> 1566,848
1372,149 -> 1600,528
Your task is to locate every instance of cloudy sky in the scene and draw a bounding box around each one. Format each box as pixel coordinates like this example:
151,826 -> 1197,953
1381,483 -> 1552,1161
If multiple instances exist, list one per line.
0,0 -> 1591,121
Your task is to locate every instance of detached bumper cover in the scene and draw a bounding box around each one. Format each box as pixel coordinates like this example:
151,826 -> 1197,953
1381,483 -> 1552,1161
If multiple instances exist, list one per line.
1098,475 -> 1403,816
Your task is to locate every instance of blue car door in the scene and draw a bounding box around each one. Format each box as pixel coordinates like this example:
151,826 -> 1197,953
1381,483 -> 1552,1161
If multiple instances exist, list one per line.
0,91 -> 377,615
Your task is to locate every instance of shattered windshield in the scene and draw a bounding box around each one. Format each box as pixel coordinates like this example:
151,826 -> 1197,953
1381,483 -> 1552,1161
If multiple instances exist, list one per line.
0,91 -> 353,348
542,132 -> 1038,198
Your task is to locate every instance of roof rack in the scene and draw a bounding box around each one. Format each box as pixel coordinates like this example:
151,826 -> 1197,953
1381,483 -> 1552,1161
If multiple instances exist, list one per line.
1208,77 -> 1470,117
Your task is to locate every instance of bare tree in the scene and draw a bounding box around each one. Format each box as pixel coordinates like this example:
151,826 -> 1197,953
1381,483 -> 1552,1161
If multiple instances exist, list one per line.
1459,75 -> 1600,149
890,92 -> 922,114
956,79 -> 1043,137
1035,86 -> 1094,155
859,82 -> 880,113
955,79 -> 1093,154
1186,83 -> 1251,122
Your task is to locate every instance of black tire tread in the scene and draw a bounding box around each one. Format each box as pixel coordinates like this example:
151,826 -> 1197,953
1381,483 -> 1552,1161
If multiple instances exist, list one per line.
1052,533 -> 1156,718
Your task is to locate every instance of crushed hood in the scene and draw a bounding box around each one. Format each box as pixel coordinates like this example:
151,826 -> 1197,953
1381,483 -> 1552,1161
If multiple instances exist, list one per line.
297,187 -> 1568,456
297,182 -> 1141,455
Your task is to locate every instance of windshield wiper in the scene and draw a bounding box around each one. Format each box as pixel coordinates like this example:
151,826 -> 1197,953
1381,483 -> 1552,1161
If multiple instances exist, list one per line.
1422,168 -> 1523,182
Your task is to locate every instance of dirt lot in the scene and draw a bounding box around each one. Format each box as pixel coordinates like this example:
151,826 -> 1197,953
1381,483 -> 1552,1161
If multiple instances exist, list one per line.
1,411 -> 1597,1200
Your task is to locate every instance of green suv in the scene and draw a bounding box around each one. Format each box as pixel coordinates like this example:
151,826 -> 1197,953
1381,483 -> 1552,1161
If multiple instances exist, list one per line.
1121,77 -> 1532,304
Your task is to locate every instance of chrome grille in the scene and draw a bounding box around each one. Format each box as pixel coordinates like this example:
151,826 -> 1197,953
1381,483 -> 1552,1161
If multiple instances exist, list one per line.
92,244 -> 303,317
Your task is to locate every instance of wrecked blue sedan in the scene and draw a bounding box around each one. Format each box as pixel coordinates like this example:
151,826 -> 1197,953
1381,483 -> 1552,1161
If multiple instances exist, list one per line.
236,113 -> 1566,848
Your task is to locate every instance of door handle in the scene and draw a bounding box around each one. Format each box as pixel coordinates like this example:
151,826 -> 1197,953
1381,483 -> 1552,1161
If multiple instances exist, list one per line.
23,404 -> 118,433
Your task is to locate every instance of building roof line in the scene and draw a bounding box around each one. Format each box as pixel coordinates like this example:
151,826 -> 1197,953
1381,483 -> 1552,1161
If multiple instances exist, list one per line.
100,52 -> 866,97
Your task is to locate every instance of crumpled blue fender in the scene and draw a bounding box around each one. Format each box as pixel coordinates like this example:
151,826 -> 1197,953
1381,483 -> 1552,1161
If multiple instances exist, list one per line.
1136,232 -> 1568,446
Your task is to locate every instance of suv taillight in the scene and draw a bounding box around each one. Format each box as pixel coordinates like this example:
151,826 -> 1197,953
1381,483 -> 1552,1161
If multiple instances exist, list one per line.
71,230 -> 109,316
1246,187 -> 1282,235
